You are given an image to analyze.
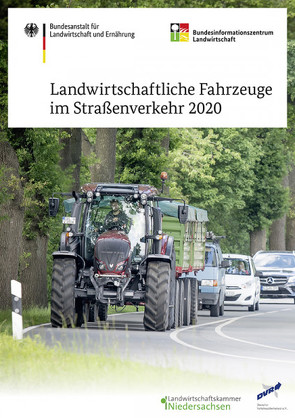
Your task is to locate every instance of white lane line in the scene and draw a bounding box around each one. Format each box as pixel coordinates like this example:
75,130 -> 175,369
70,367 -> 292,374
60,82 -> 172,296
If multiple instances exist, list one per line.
170,311 -> 295,364
23,323 -> 51,334
215,310 -> 295,353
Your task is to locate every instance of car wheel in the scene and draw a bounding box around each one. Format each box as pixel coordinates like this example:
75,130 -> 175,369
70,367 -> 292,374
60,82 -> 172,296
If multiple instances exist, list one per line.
210,296 -> 220,317
219,300 -> 224,316
255,300 -> 259,311
248,302 -> 255,312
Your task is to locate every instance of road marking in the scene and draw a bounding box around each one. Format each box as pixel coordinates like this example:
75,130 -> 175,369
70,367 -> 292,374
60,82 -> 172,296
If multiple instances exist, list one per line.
23,323 -> 51,334
215,309 -> 295,353
170,310 -> 295,364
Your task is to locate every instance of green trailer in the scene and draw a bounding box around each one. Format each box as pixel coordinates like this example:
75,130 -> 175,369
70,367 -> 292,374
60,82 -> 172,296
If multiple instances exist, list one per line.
159,201 -> 208,275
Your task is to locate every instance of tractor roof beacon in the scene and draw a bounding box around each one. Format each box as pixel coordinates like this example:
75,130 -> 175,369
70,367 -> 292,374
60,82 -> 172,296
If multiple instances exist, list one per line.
48,178 -> 208,331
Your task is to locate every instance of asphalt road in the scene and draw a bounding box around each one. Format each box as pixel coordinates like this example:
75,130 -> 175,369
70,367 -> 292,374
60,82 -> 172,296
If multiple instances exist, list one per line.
25,299 -> 295,383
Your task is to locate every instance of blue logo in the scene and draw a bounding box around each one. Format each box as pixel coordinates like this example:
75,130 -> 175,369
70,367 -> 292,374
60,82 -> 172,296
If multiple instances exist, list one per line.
257,382 -> 281,400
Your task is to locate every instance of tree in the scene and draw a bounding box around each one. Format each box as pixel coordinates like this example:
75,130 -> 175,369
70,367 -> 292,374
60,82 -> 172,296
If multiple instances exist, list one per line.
91,128 -> 117,182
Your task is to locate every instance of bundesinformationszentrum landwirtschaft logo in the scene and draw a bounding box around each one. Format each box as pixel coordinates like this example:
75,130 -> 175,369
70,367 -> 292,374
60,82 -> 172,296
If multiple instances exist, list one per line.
170,23 -> 189,42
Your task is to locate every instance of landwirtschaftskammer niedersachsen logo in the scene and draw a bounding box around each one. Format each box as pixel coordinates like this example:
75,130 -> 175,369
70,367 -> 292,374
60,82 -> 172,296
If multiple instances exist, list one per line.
170,23 -> 189,42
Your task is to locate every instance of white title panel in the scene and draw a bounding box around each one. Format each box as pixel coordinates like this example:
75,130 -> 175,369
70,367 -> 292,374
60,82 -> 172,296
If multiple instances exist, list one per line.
8,8 -> 287,128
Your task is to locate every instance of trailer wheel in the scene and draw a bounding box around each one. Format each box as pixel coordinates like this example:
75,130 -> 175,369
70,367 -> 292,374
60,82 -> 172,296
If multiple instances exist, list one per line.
183,278 -> 191,326
168,250 -> 176,330
51,258 -> 76,328
174,279 -> 180,328
144,261 -> 170,331
190,277 -> 198,325
178,279 -> 184,327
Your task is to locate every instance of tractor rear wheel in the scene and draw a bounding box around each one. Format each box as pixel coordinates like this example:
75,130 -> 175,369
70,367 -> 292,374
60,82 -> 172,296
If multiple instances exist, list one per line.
51,258 -> 76,328
144,261 -> 170,331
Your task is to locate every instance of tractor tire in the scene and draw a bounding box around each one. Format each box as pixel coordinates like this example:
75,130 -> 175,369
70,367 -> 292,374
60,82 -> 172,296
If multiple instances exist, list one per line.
143,261 -> 170,331
168,250 -> 176,330
75,299 -> 84,327
98,303 -> 108,321
183,278 -> 191,326
190,277 -> 198,325
51,257 -> 76,328
88,303 -> 95,322
210,295 -> 220,317
178,279 -> 184,327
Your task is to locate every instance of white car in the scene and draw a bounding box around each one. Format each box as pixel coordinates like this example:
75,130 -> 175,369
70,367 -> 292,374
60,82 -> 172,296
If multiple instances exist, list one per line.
222,253 -> 260,311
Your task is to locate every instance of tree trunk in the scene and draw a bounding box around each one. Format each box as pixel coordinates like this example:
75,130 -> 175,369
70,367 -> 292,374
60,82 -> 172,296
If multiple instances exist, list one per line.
286,164 -> 295,250
250,229 -> 266,256
269,217 -> 286,250
161,131 -> 170,195
91,128 -> 117,182
20,235 -> 48,308
0,141 -> 24,309
59,128 -> 82,191
81,130 -> 93,157
269,175 -> 288,250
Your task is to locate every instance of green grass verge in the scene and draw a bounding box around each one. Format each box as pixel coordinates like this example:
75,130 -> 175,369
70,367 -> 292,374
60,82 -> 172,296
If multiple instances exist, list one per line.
0,307 -> 51,335
0,332 -> 258,393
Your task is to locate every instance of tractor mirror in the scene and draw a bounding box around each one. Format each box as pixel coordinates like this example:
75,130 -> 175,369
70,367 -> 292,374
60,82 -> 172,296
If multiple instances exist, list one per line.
178,205 -> 188,224
49,198 -> 60,217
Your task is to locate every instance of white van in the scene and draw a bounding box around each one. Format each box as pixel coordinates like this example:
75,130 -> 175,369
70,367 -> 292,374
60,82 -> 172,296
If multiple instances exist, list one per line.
222,254 -> 260,311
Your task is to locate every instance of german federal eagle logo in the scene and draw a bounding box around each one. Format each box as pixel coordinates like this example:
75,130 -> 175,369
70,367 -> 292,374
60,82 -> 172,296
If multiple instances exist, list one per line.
24,23 -> 39,37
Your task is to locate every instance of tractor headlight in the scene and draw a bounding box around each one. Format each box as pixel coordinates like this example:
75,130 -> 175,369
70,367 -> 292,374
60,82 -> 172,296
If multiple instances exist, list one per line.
140,193 -> 147,206
98,262 -> 107,271
116,261 -> 126,272
87,191 -> 93,202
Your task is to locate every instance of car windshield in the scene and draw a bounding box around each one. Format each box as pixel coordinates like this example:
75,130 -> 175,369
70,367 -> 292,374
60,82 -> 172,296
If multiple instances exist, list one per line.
254,253 -> 295,269
224,258 -> 251,276
84,196 -> 146,262
205,247 -> 217,267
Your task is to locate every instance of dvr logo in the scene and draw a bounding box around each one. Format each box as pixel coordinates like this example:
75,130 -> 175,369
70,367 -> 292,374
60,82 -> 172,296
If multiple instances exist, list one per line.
257,382 -> 281,400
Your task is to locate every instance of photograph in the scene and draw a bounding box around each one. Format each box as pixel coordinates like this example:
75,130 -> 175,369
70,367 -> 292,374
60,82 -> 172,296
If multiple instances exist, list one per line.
0,2 -> 294,417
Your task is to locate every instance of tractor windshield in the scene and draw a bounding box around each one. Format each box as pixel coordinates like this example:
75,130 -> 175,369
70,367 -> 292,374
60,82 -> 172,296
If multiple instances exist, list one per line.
84,196 -> 146,262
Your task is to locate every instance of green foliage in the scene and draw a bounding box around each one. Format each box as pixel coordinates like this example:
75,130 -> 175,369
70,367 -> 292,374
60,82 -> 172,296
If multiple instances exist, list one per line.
116,128 -> 170,187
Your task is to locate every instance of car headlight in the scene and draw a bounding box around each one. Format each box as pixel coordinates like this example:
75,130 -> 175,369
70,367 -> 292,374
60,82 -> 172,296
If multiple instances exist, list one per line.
241,281 -> 253,289
287,276 -> 295,284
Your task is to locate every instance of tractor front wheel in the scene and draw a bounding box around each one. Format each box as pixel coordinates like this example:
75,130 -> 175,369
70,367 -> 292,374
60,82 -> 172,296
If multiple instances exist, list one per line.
51,257 -> 76,328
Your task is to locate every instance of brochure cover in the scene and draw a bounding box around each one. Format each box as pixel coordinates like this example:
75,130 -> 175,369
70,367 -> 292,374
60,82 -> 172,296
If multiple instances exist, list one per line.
0,3 -> 294,418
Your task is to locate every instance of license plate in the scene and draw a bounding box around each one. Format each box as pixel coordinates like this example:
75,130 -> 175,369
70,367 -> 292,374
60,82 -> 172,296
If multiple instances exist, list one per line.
226,290 -> 236,297
262,286 -> 279,291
